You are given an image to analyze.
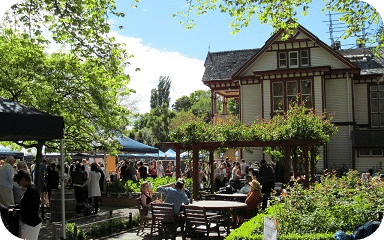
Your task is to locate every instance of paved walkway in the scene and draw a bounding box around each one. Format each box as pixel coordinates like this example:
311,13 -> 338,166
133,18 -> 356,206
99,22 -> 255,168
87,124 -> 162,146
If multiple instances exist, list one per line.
38,206 -> 225,239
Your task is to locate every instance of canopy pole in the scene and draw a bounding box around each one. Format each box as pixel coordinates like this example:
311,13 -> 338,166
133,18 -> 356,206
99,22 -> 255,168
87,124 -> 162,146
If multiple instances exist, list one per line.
60,139 -> 66,239
192,147 -> 199,200
175,148 -> 181,179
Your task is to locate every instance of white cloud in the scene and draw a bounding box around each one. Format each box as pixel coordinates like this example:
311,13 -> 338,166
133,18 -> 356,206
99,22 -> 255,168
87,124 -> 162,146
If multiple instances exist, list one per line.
111,32 -> 208,114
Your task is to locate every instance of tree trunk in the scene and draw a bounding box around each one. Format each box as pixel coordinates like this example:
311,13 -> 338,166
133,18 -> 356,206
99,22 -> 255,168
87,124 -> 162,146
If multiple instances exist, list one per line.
34,140 -> 45,192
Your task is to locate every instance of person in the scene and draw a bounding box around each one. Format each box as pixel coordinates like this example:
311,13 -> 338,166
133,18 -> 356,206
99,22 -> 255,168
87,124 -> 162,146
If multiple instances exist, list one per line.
46,163 -> 60,202
15,170 -> 42,240
137,161 -> 148,179
97,163 -> 105,193
0,156 -> 16,207
239,175 -> 252,194
128,161 -> 137,181
71,162 -> 87,185
149,160 -> 157,178
156,160 -> 165,178
140,182 -> 153,214
258,160 -> 275,210
120,161 -> 129,180
240,159 -> 249,178
13,170 -> 26,204
165,164 -> 173,177
82,163 -> 101,214
35,160 -> 48,207
157,178 -> 189,214
245,179 -> 263,211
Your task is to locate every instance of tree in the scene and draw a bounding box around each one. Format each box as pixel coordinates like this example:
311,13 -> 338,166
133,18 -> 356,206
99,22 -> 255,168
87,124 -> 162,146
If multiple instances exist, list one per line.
133,0 -> 383,55
2,0 -> 126,59
173,90 -> 212,118
130,76 -> 174,149
150,76 -> 171,109
0,30 -> 132,154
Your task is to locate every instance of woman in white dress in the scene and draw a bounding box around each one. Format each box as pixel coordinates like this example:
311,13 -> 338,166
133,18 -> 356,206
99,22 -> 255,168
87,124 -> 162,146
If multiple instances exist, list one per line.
82,163 -> 101,214
156,161 -> 165,178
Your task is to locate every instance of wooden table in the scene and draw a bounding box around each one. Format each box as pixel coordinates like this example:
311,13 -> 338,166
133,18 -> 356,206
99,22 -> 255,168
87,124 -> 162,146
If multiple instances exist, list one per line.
189,200 -> 247,235
215,193 -> 247,201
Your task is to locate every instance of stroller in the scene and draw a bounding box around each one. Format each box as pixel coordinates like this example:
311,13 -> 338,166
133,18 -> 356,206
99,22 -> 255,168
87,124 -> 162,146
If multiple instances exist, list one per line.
72,185 -> 93,216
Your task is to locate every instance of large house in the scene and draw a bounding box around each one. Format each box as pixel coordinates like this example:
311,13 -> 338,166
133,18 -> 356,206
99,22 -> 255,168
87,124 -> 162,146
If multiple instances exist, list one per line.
202,24 -> 384,173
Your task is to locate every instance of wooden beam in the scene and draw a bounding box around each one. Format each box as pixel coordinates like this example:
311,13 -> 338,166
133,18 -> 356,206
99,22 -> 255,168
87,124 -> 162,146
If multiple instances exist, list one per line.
285,146 -> 290,184
304,145 -> 309,188
310,147 -> 316,184
293,148 -> 298,179
192,147 -> 199,200
209,151 -> 215,194
176,148 -> 181,179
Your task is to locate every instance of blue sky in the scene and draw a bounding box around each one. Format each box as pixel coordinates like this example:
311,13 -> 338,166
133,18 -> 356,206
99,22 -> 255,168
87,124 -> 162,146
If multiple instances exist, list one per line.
0,0 -> 383,115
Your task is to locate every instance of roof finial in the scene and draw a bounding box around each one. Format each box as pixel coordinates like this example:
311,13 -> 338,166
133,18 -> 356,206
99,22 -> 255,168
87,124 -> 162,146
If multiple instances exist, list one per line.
208,43 -> 210,53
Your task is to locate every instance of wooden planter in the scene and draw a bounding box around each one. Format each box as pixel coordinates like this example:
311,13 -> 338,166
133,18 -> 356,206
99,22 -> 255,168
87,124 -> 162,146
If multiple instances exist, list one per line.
101,193 -> 140,209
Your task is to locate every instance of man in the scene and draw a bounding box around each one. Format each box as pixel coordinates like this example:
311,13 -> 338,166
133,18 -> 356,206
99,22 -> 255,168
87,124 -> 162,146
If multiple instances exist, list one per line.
157,178 -> 189,213
0,156 -> 16,206
70,162 -> 87,185
258,160 -> 275,210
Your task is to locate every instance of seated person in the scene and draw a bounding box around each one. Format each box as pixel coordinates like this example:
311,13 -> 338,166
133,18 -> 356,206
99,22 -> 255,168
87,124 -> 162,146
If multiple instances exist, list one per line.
229,175 -> 243,190
245,179 -> 263,211
157,178 -> 189,214
239,176 -> 252,194
140,182 -> 153,215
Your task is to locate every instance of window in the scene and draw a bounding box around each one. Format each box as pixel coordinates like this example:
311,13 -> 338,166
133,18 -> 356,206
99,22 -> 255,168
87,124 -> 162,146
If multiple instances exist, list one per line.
359,148 -> 383,157
278,49 -> 310,68
271,79 -> 313,112
301,50 -> 309,66
279,52 -> 287,68
289,51 -> 298,67
369,84 -> 384,128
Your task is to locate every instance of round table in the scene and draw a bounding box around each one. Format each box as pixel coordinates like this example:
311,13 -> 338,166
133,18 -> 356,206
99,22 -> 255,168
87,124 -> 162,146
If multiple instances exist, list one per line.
189,200 -> 247,234
215,193 -> 247,201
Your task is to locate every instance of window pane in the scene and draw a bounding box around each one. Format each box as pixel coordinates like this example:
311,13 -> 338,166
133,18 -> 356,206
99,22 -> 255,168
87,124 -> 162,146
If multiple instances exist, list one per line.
289,52 -> 298,58
287,96 -> 296,105
302,95 -> 312,108
381,114 -> 384,127
301,80 -> 312,94
359,148 -> 370,156
379,85 -> 384,91
301,58 -> 309,65
301,50 -> 308,58
371,100 -> 378,113
380,91 -> 384,99
380,100 -> 384,113
372,114 -> 379,127
287,81 -> 297,95
372,148 -> 383,156
370,85 -> 378,91
273,97 -> 283,111
371,92 -> 378,99
273,82 -> 283,96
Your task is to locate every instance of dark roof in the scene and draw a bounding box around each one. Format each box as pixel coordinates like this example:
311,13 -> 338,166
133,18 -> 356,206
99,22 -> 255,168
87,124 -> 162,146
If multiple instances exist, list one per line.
202,49 -> 260,82
0,97 -> 64,140
202,46 -> 384,83
352,130 -> 384,148
338,48 -> 384,75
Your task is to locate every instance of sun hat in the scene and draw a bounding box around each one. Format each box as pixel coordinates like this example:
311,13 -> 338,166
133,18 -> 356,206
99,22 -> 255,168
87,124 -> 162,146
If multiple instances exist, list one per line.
249,179 -> 262,191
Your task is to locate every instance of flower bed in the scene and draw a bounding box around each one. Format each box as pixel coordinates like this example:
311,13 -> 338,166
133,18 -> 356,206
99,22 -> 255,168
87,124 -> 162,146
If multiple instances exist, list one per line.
226,170 -> 384,240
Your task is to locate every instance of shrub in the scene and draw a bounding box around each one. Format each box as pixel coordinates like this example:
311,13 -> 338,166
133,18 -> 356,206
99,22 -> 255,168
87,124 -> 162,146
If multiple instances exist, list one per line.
226,170 -> 384,240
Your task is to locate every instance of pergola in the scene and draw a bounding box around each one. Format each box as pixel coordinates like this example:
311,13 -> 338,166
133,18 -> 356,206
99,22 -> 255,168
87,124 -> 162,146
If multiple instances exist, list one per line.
164,139 -> 323,200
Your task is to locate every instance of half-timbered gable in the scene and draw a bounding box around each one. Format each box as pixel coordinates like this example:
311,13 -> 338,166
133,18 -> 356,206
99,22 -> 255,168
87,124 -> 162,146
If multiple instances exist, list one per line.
202,24 -> 384,173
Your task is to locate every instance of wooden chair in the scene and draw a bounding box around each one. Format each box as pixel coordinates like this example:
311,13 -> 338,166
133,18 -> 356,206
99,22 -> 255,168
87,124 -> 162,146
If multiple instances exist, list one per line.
151,203 -> 180,239
137,205 -> 151,235
183,205 -> 221,239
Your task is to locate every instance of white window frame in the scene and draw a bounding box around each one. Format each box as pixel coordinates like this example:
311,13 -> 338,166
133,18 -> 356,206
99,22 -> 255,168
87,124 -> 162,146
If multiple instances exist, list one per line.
279,52 -> 287,68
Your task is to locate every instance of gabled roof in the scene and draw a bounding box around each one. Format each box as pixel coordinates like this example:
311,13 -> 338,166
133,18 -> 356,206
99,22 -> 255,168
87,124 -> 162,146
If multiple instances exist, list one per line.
202,49 -> 259,82
202,24 -> 384,84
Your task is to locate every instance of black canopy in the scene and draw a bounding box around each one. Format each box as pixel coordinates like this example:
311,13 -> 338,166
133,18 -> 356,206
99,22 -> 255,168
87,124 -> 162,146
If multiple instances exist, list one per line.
0,97 -> 64,141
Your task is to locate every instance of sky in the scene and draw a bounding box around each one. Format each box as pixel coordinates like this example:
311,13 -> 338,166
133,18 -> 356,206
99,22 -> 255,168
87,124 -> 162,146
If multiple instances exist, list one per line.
1,0 -> 383,115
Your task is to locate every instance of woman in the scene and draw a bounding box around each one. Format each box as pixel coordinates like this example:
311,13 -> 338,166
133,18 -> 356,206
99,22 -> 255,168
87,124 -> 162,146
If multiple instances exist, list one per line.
149,161 -> 157,178
245,179 -> 263,211
82,163 -> 101,214
156,161 -> 164,178
15,170 -> 42,240
140,182 -> 153,208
